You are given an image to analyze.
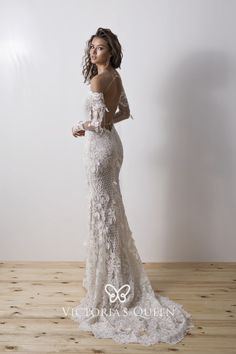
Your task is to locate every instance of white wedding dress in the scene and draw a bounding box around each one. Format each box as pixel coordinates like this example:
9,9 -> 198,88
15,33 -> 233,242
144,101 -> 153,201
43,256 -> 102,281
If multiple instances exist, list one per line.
71,71 -> 194,345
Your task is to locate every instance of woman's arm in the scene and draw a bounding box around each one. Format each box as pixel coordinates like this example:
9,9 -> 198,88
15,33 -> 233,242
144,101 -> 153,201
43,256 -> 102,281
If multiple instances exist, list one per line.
113,88 -> 134,124
73,91 -> 109,135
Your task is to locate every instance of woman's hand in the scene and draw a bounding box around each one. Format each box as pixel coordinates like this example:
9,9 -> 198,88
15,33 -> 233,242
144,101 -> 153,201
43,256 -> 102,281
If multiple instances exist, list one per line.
72,126 -> 85,137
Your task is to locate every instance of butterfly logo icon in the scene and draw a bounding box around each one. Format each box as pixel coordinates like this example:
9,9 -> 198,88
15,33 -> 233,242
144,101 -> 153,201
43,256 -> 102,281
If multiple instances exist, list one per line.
104,283 -> 130,303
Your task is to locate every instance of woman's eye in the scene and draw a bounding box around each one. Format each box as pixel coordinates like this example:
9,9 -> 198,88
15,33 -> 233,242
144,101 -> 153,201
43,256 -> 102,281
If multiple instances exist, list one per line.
90,46 -> 103,50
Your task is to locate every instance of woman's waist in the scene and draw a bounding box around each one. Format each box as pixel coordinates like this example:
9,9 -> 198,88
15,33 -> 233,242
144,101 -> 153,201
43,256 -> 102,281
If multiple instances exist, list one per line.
103,123 -> 113,131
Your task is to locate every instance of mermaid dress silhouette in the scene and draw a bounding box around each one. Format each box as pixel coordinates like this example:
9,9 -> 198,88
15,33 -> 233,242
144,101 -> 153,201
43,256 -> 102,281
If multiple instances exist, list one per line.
71,71 -> 194,345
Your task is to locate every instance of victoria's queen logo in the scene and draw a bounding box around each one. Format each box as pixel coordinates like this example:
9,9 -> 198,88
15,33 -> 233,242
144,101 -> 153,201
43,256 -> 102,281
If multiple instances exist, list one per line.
104,284 -> 130,303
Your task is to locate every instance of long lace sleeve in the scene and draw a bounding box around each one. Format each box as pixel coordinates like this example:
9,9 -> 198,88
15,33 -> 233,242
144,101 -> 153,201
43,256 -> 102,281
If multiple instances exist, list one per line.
72,92 -> 109,135
72,85 -> 134,135
113,87 -> 134,123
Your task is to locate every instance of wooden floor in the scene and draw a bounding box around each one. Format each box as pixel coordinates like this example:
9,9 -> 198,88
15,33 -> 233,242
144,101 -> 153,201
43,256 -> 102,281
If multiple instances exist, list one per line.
0,262 -> 236,354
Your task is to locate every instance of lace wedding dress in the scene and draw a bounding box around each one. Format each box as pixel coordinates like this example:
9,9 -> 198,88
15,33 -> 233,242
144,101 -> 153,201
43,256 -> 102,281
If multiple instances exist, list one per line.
71,71 -> 194,345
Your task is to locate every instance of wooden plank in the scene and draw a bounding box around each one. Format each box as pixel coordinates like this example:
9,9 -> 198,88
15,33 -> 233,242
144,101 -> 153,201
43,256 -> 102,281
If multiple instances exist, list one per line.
0,262 -> 235,353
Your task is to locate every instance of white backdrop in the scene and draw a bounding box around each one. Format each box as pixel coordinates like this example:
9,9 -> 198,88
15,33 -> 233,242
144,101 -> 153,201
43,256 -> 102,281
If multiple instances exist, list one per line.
0,0 -> 236,261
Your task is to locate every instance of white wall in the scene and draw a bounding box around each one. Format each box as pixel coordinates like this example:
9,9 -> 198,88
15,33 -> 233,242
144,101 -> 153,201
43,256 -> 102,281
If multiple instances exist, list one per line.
0,0 -> 236,261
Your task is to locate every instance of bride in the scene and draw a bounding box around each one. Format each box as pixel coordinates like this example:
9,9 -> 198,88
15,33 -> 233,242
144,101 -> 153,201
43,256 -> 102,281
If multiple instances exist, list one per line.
71,27 -> 194,346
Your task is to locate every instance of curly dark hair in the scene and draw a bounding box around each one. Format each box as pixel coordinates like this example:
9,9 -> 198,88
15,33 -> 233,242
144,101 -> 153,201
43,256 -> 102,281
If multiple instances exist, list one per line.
82,27 -> 123,84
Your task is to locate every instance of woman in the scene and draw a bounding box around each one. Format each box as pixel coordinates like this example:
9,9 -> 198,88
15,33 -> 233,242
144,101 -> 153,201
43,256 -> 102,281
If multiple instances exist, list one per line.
71,27 -> 194,346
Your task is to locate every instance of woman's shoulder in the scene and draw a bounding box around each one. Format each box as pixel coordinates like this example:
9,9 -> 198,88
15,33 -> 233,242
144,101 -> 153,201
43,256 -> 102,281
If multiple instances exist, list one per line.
90,75 -> 104,93
90,70 -> 121,93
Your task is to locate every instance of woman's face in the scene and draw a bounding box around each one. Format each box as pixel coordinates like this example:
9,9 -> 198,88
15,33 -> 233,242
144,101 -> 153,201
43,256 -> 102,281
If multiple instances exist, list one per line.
89,37 -> 110,65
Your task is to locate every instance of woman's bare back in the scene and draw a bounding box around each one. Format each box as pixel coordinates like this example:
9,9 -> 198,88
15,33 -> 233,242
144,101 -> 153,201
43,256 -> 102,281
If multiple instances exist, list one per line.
91,69 -> 122,130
